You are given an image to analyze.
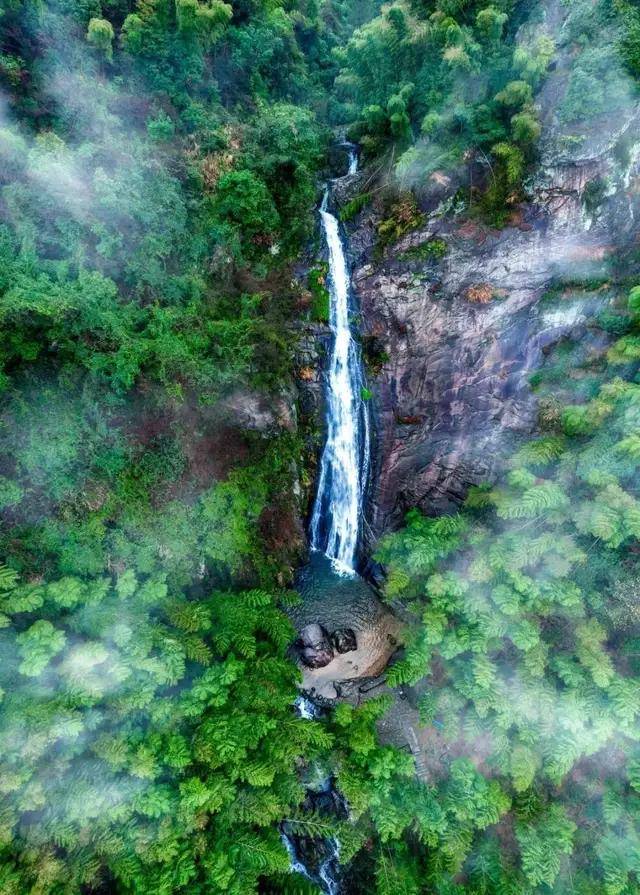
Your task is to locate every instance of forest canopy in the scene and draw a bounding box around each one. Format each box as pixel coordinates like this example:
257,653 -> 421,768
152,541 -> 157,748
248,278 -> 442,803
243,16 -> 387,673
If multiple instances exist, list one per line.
0,0 -> 359,891
1,0 -> 640,893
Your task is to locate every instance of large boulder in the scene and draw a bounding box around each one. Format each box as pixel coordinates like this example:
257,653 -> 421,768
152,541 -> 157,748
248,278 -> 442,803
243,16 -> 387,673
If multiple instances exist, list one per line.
297,623 -> 334,669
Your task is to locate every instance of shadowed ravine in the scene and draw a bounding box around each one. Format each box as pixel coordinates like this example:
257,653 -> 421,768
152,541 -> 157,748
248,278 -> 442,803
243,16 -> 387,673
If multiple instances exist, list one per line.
293,146 -> 398,698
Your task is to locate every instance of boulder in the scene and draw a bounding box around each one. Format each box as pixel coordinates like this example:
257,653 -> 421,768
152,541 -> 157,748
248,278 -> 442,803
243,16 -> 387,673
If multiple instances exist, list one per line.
297,623 -> 334,669
331,627 -> 357,654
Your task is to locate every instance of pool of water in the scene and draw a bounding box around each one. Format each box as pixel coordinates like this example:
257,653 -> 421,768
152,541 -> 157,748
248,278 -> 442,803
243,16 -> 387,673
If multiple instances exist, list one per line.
288,553 -> 402,699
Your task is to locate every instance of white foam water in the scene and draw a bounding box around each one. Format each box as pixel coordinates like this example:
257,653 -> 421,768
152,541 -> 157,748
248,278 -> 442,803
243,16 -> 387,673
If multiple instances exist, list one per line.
309,147 -> 370,575
281,831 -> 341,895
294,695 -> 320,720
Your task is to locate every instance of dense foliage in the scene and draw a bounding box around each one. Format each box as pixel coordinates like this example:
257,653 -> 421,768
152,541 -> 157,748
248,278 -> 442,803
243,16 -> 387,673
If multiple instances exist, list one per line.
331,0 -> 551,221
0,575 -> 326,894
332,0 -> 637,223
370,285 -> 640,893
0,0 -> 345,590
0,0 -> 372,891
3,0 -> 640,893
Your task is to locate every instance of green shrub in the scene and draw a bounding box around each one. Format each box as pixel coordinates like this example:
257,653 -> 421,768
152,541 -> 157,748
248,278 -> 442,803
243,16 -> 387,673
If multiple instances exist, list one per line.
86,17 -> 114,60
377,194 -> 425,253
147,111 -> 176,141
0,476 -> 23,509
308,263 -> 331,323
399,237 -> 448,261
339,192 -> 372,222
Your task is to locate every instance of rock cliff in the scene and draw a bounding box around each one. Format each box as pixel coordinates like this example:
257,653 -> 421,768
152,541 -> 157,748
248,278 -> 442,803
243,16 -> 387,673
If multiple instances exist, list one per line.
332,1 -> 640,546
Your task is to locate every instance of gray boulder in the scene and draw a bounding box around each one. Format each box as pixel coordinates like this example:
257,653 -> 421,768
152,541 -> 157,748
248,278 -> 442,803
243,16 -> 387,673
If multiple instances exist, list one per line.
298,623 -> 334,669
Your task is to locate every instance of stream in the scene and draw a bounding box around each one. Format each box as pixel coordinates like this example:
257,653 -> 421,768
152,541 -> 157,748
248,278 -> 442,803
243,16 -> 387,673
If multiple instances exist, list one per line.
283,145 -> 371,894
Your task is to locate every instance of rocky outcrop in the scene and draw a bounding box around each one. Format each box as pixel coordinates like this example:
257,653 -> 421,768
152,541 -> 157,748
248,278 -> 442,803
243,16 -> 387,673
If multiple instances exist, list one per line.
331,628 -> 357,654
297,623 -> 335,668
295,322 -> 331,426
293,320 -> 332,524
218,388 -> 296,434
355,196 -> 625,537
340,3 -> 640,545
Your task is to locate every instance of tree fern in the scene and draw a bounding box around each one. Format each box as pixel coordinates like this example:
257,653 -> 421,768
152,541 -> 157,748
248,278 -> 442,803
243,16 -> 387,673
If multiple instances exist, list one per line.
511,436 -> 567,466
627,756 -> 640,793
516,805 -> 575,888
496,481 -> 568,519
375,844 -> 422,895
0,564 -> 18,591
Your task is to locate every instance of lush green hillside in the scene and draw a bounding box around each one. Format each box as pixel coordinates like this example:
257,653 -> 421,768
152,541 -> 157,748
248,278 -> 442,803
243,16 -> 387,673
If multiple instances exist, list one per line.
0,0 -> 344,588
373,284 -> 640,893
2,0 -> 640,894
332,0 -> 640,223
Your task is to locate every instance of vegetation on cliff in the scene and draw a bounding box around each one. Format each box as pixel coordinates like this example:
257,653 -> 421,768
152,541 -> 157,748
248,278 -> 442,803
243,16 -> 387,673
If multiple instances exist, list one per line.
332,0 -> 638,224
331,0 -> 551,222
0,0 -> 362,891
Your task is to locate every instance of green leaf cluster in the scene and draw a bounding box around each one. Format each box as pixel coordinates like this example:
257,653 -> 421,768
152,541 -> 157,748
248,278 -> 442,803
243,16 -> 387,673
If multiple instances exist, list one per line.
0,566 -> 341,894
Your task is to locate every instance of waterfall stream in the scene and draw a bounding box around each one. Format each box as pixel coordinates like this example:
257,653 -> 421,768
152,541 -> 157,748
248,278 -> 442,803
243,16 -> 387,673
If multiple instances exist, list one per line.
309,146 -> 370,575
285,146 -> 369,895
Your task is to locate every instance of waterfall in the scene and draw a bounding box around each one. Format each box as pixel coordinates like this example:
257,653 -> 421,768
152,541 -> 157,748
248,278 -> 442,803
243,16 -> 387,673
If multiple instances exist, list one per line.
281,831 -> 341,895
294,695 -> 320,719
286,147 -> 367,895
309,147 -> 370,575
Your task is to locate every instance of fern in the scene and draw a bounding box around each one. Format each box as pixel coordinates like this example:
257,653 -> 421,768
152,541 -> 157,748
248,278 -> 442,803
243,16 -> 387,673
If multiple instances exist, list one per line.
0,563 -> 18,591
164,600 -> 211,633
375,844 -> 421,895
339,191 -> 372,221
243,589 -> 274,609
511,436 -> 567,466
496,481 -> 568,519
627,756 -> 640,792
615,431 -> 640,459
230,830 -> 291,873
284,811 -> 341,840
516,805 -> 575,888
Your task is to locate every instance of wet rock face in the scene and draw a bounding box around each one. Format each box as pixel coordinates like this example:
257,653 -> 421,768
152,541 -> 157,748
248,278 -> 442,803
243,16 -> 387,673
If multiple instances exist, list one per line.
297,623 -> 334,668
343,3 -> 640,546
356,213 -> 620,538
296,624 -> 358,666
293,321 -> 332,521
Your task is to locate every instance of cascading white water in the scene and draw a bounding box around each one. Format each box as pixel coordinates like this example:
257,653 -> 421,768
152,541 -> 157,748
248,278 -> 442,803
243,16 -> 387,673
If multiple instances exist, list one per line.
286,146 -> 367,895
309,147 -> 369,575
281,831 -> 340,895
